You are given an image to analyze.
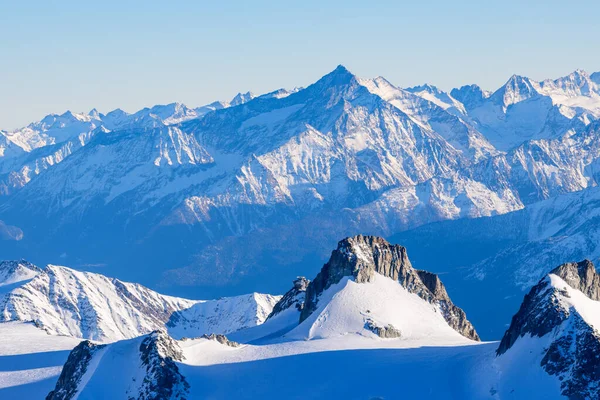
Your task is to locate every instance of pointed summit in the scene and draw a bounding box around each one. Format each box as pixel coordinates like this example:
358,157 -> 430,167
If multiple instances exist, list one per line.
230,91 -> 255,106
321,64 -> 355,82
88,108 -> 100,119
490,74 -> 539,108
304,65 -> 358,96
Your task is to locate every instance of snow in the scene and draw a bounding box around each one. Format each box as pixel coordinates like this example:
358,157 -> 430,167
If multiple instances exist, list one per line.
1,263 -> 279,343
486,333 -> 563,399
167,293 -> 281,339
548,274 -> 600,330
287,275 -> 469,341
0,322 -> 80,399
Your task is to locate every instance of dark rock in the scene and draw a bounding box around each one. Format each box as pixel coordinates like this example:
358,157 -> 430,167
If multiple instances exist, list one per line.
496,277 -> 567,355
541,314 -> 600,399
364,318 -> 401,338
46,341 -> 105,400
135,330 -> 189,400
267,276 -> 309,320
550,260 -> 600,301
300,235 -> 480,341
200,333 -> 240,347
497,260 -> 600,399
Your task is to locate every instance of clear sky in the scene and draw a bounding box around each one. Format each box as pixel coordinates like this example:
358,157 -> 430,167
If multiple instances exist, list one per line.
2,0 -> 599,130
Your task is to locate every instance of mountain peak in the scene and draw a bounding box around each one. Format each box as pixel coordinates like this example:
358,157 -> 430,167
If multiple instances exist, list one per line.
326,64 -> 355,80
450,84 -> 490,110
497,260 -> 600,398
230,91 -> 255,106
491,73 -> 539,108
299,235 -> 480,340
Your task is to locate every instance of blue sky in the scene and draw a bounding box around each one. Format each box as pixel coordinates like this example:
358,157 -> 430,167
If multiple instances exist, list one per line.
2,0 -> 599,129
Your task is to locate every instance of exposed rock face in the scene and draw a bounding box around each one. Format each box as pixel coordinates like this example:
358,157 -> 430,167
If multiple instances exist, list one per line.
46,341 -> 106,400
364,318 -> 401,339
497,260 -> 600,355
300,235 -> 480,341
267,276 -> 309,319
47,330 -> 189,400
551,260 -> 600,301
496,277 -> 569,355
135,330 -> 189,400
200,333 -> 240,347
541,315 -> 600,400
497,260 -> 600,399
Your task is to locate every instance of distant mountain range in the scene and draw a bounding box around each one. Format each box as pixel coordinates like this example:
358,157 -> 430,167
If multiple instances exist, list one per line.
2,66 -> 600,340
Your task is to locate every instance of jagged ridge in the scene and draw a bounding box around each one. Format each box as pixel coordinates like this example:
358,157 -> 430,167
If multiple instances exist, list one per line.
300,235 -> 479,340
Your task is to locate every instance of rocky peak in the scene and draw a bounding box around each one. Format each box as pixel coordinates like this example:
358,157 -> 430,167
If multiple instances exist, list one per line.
491,74 -> 539,108
300,235 -> 480,340
550,259 -> 600,301
135,330 -> 189,399
47,330 -> 189,400
450,84 -> 489,110
230,91 -> 255,106
497,275 -> 567,356
46,340 -> 106,400
497,260 -> 600,399
308,64 -> 358,96
267,276 -> 310,319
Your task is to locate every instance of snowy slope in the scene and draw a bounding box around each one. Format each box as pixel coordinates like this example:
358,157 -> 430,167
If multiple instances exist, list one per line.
0,260 -> 41,288
286,274 -> 470,342
0,322 -> 80,399
167,293 -> 280,339
45,244 -> 600,399
0,261 -> 278,343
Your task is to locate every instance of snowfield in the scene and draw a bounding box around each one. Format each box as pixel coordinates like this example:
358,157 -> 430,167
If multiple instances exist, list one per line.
0,322 -> 80,399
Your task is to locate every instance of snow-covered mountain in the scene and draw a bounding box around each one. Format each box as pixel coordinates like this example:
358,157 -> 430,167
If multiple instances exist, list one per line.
2,65 -> 600,330
0,261 -> 278,342
38,237 -> 600,399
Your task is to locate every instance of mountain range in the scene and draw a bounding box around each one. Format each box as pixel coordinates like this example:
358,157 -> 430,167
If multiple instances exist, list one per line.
2,235 -> 600,399
2,66 -> 600,340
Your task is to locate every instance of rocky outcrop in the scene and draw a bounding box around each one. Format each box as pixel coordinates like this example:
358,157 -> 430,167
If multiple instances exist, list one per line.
550,259 -> 600,301
364,318 -> 402,338
200,333 -> 240,347
46,341 -> 106,400
416,270 -> 480,342
134,330 -> 189,400
496,276 -> 568,355
541,314 -> 600,400
267,277 -> 309,319
47,330 -> 189,400
497,260 -> 600,399
497,260 -> 600,355
300,235 -> 480,341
